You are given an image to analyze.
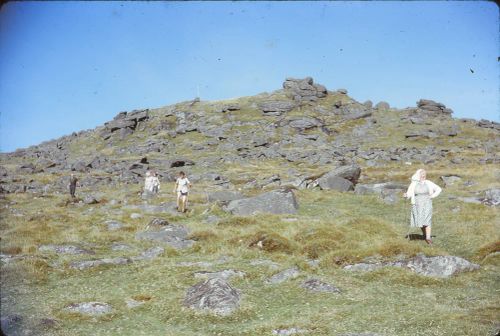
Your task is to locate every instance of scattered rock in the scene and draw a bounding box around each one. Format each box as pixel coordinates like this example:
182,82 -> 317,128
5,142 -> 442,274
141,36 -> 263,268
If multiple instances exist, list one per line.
266,267 -> 300,284
301,278 -> 340,293
83,195 -> 99,205
483,188 -> 500,206
207,191 -> 245,204
1,314 -> 23,334
105,220 -> 123,231
399,255 -> 479,278
110,243 -> 132,251
283,77 -> 328,103
440,175 -> 462,187
135,225 -> 195,249
249,259 -> 281,270
132,246 -> 164,261
273,327 -> 308,335
344,254 -> 479,278
130,213 -> 142,219
183,278 -> 241,316
317,175 -> 353,191
225,189 -> 298,215
375,101 -> 390,110
64,302 -> 113,316
193,269 -> 246,280
259,101 -> 297,116
70,257 -> 131,270
39,244 -> 95,255
204,215 -> 220,225
146,217 -> 170,230
416,99 -> 453,116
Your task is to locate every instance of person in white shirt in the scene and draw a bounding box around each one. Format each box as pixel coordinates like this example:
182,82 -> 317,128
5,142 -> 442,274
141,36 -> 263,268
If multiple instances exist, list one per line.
173,171 -> 192,212
150,171 -> 160,194
404,169 -> 442,244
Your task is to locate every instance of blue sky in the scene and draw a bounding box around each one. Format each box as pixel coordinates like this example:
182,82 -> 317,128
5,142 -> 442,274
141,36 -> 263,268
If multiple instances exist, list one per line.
0,1 -> 498,152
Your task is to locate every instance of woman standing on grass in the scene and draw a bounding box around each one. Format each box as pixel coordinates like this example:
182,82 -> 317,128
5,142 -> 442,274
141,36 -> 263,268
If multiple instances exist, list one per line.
173,171 -> 191,213
404,169 -> 442,244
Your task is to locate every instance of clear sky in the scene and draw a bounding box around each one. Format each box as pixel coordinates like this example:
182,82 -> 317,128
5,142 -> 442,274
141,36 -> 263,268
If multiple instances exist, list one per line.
0,1 -> 498,152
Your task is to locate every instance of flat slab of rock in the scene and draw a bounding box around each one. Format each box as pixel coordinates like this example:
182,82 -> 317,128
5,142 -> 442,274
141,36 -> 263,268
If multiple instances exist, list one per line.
266,267 -> 300,284
344,254 -> 479,278
64,302 -> 112,315
39,244 -> 94,255
183,278 -> 241,316
397,255 -> 480,278
225,189 -> 298,216
125,202 -> 178,215
105,220 -> 124,231
110,243 -> 132,251
193,269 -> 246,280
70,257 -> 131,270
301,278 -> 340,293
273,327 -> 308,335
132,246 -> 164,261
259,101 -> 297,116
249,259 -> 281,270
135,225 -> 195,249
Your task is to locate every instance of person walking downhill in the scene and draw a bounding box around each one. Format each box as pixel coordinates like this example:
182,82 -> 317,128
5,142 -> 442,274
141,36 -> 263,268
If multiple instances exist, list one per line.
173,171 -> 191,213
68,173 -> 79,198
404,169 -> 442,244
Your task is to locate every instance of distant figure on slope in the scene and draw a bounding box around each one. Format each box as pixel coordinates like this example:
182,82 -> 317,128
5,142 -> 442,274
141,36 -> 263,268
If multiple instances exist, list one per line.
173,171 -> 192,213
144,170 -> 161,194
150,171 -> 161,194
68,173 -> 79,198
404,169 -> 442,244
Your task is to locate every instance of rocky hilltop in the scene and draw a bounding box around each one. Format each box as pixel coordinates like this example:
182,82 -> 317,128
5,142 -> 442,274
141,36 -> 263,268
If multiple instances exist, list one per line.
1,76 -> 498,196
0,77 -> 499,336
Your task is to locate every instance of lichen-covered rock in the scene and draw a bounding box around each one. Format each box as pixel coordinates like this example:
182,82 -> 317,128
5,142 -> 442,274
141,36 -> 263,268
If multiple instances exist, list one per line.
70,257 -> 131,270
135,225 -> 195,249
301,278 -> 341,293
183,278 -> 241,316
265,267 -> 300,284
39,244 -> 94,255
64,302 -> 113,316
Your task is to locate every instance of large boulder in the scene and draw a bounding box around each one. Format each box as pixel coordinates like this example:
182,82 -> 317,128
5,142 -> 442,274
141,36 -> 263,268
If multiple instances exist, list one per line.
318,176 -> 353,191
283,77 -> 328,103
183,278 -> 241,316
316,165 -> 361,191
416,99 -> 453,116
225,189 -> 299,215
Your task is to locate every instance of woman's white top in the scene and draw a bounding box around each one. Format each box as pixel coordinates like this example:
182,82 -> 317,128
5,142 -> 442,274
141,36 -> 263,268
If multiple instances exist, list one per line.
176,177 -> 190,193
405,180 -> 442,205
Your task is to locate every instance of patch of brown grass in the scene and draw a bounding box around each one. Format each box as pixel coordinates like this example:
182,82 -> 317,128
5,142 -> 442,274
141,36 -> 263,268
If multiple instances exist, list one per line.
234,230 -> 294,253
0,245 -> 23,254
476,240 -> 500,260
294,227 -> 345,259
131,294 -> 152,302
188,230 -> 219,242
218,216 -> 258,227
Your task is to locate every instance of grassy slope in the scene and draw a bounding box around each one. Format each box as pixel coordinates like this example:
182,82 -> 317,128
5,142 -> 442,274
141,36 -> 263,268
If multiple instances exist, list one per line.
1,94 -> 499,336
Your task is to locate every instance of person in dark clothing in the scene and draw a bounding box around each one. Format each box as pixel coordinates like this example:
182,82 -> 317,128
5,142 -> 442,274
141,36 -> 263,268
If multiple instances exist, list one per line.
69,174 -> 79,198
